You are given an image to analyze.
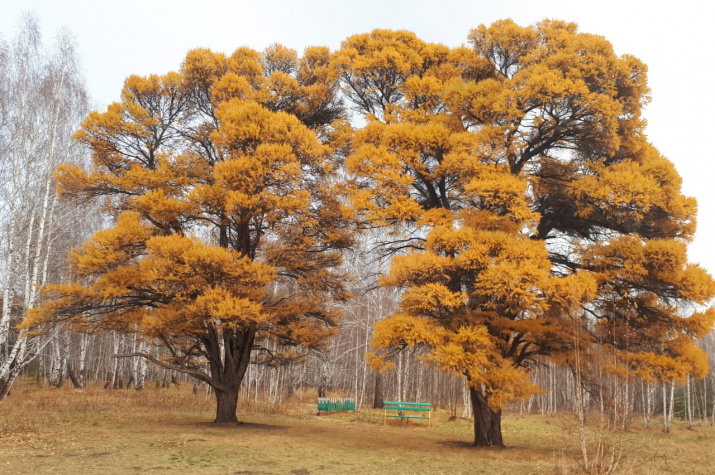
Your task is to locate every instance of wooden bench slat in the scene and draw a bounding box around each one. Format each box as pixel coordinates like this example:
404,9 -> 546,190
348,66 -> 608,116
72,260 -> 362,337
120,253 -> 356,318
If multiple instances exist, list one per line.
383,401 -> 432,427
385,415 -> 429,419
384,401 -> 432,406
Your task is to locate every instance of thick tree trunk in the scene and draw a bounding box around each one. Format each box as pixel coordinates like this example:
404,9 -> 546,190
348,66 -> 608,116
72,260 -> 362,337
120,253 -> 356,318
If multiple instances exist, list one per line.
214,385 -> 240,423
469,385 -> 504,448
207,328 -> 255,423
373,371 -> 384,409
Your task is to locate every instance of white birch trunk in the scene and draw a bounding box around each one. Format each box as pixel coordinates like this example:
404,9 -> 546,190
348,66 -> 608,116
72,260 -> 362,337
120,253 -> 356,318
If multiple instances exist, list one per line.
58,331 -> 69,387
135,338 -> 147,391
49,333 -> 62,385
663,379 -> 675,433
622,373 -> 630,429
703,377 -> 708,426
109,332 -> 120,388
403,350 -> 411,401
25,56 -> 68,312
396,352 -> 403,401
78,333 -> 89,387
0,332 -> 28,399
415,360 -> 423,402
358,313 -> 370,410
1,18 -> 89,401
462,377 -> 472,418
0,54 -> 31,350
686,374 -> 693,428
642,380 -> 652,429
1,17 -> 42,352
353,327 -> 359,407
668,380 -> 675,427
662,380 -> 669,433
573,323 -> 589,470
22,209 -> 37,312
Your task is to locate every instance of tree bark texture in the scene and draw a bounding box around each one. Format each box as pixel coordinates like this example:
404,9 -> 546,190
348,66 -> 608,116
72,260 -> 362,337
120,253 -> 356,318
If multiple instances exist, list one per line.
206,328 -> 255,423
214,386 -> 240,424
469,385 -> 504,448
373,371 -> 384,409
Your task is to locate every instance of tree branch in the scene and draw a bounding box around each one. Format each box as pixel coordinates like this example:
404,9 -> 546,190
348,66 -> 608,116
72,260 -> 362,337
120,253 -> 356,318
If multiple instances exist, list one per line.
113,352 -> 225,392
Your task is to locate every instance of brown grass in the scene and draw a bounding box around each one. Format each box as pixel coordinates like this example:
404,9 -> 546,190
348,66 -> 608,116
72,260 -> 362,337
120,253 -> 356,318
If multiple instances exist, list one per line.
1,379 -> 714,474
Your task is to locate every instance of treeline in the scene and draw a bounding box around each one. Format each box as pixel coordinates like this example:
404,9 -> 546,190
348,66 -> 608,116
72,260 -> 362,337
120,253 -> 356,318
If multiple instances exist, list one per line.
23,317 -> 715,429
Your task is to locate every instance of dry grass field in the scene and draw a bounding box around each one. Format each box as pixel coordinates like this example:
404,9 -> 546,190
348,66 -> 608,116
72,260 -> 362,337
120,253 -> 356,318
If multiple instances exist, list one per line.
1,379 -> 714,474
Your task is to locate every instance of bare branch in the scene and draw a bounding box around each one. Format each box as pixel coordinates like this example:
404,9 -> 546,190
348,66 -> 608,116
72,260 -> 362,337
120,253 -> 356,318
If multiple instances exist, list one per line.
113,352 -> 224,391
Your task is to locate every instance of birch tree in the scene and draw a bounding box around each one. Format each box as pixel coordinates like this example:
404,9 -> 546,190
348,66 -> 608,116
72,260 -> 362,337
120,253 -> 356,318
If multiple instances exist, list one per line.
0,14 -> 89,400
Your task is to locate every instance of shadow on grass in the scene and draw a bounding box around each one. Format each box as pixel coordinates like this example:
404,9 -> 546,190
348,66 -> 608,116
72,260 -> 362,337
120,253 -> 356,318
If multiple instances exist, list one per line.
438,440 -> 474,449
191,421 -> 290,431
438,440 -> 522,450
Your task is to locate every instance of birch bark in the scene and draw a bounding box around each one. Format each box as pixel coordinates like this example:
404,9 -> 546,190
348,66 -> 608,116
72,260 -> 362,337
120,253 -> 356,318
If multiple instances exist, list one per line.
0,17 -> 89,400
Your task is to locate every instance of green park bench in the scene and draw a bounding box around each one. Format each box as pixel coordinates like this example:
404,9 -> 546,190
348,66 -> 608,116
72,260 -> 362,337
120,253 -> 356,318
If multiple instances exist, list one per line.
317,397 -> 355,414
383,401 -> 431,426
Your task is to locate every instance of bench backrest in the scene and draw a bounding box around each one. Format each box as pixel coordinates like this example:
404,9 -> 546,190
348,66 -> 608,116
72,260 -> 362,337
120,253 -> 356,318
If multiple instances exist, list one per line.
317,397 -> 355,411
383,401 -> 431,409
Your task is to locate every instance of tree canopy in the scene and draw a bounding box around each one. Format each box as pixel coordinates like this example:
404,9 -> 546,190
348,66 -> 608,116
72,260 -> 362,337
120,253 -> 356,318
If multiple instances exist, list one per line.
25,45 -> 355,422
338,21 -> 715,446
25,20 -> 715,445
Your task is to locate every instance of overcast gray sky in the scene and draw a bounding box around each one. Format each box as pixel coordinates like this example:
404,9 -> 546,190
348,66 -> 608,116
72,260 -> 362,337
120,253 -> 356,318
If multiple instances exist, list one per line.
2,0 -> 714,277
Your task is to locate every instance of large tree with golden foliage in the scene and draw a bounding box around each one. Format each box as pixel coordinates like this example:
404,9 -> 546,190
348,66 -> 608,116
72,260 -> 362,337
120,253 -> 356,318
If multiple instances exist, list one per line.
338,22 -> 715,446
25,45 -> 354,423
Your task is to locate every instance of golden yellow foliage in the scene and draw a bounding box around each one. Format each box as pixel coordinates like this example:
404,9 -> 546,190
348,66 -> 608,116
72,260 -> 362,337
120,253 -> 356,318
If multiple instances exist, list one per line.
30,43 -> 355,422
30,21 -> 715,434
343,21 -> 714,435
